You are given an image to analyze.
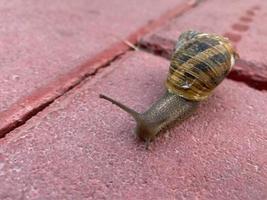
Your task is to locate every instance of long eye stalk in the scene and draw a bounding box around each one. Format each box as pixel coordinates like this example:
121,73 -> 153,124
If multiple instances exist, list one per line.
99,94 -> 140,121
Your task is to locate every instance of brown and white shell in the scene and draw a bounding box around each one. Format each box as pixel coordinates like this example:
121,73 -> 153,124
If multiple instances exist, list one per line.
166,30 -> 239,101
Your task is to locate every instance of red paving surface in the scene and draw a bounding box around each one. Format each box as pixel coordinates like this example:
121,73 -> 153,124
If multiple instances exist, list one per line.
1,51 -> 267,199
0,0 -> 267,199
140,0 -> 267,90
0,0 -> 193,136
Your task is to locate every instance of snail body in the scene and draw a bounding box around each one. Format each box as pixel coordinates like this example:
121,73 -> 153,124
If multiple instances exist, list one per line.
100,30 -> 238,148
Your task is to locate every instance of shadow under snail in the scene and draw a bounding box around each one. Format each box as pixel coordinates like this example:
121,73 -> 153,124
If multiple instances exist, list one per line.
100,30 -> 239,149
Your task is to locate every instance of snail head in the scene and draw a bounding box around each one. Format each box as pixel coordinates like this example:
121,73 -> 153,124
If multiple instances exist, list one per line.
99,94 -> 156,149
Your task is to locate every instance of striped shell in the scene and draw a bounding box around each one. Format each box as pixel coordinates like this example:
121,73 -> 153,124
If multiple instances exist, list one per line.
166,30 -> 238,101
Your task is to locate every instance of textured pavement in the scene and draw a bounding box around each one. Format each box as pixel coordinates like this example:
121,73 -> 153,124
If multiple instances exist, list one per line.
0,0 -> 267,199
140,0 -> 267,90
1,51 -> 267,200
0,0 -> 184,112
0,0 -> 192,136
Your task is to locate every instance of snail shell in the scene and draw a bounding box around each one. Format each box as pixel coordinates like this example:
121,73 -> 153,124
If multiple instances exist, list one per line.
166,30 -> 238,101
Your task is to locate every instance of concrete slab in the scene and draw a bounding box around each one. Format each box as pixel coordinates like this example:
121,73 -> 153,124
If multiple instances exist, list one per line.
140,0 -> 267,90
0,51 -> 266,200
0,0 -> 195,136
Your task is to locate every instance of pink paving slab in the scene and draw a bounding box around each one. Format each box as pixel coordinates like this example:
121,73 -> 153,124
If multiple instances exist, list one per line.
0,0 -> 195,136
0,51 -> 266,200
140,0 -> 267,89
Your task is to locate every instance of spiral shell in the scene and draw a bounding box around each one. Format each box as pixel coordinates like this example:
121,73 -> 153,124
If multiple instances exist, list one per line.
166,30 -> 239,101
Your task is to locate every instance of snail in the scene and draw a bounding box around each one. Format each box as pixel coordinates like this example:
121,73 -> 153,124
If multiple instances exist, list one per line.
100,30 -> 239,148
